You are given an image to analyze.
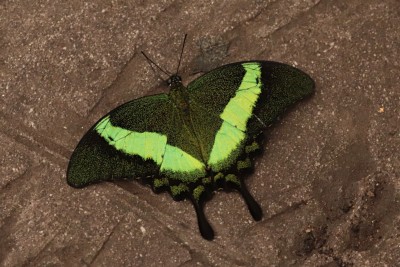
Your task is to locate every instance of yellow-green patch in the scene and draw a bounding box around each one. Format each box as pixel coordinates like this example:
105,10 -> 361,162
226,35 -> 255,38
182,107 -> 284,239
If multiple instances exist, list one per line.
208,63 -> 262,171
95,116 -> 206,178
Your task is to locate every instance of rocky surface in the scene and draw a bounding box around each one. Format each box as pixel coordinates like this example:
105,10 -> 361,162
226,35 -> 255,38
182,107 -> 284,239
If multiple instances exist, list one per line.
1,0 -> 399,266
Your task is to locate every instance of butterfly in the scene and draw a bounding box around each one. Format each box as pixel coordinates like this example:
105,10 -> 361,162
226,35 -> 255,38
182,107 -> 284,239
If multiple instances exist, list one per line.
67,38 -> 315,240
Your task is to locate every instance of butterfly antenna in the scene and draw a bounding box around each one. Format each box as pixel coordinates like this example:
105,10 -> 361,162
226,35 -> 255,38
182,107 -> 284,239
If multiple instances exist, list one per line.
141,51 -> 172,79
175,34 -> 187,75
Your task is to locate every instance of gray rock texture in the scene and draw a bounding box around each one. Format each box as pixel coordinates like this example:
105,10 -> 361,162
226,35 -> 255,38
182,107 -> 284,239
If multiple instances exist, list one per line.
1,0 -> 399,266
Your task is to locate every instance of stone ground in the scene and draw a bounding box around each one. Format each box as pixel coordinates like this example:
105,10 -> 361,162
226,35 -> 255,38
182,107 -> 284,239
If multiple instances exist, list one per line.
1,0 -> 399,266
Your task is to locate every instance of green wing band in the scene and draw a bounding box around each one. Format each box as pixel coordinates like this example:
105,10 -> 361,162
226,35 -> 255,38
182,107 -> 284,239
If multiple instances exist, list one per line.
208,63 -> 262,171
161,145 -> 206,181
207,122 -> 246,171
95,115 -> 206,179
95,116 -> 167,165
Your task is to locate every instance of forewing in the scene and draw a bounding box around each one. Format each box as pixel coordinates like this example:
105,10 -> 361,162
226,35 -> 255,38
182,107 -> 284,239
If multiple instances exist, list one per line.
188,63 -> 251,171
187,61 -> 314,172
246,61 -> 315,136
67,94 -> 205,188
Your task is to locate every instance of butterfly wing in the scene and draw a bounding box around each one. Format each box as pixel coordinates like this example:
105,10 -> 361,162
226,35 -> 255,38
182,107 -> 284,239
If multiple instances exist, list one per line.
187,61 -> 315,172
67,93 -> 206,188
67,60 -> 314,241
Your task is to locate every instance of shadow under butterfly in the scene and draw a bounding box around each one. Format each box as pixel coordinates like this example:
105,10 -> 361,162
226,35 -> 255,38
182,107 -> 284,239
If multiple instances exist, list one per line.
67,35 -> 315,240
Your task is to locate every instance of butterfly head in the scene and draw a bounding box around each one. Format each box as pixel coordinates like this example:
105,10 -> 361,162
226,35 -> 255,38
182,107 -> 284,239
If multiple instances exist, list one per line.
167,74 -> 182,87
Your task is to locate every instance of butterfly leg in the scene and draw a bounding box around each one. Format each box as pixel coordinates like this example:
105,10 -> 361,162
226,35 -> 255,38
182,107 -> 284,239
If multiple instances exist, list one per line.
190,185 -> 214,240
225,174 -> 263,221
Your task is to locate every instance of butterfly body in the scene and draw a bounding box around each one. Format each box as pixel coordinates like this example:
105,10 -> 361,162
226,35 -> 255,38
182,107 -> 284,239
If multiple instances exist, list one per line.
67,61 -> 314,240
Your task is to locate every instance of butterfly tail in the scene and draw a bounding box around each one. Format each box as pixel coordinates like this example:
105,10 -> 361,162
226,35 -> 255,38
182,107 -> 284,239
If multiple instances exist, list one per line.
237,179 -> 263,221
225,174 -> 263,221
189,186 -> 214,240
